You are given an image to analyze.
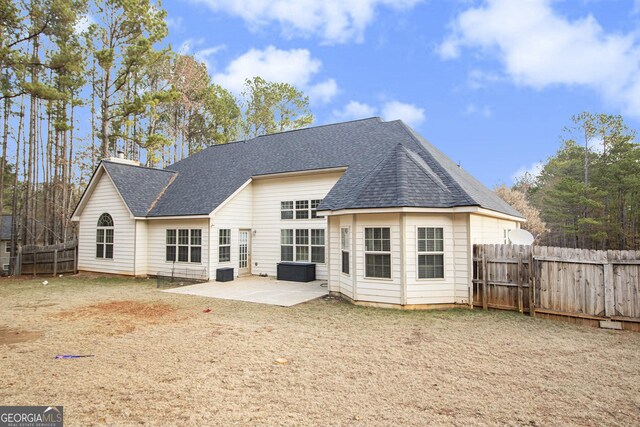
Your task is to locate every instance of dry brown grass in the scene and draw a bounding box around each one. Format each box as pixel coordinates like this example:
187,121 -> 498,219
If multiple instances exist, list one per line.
1,274 -> 639,426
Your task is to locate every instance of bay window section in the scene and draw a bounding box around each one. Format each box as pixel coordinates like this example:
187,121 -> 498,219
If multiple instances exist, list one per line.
341,227 -> 350,275
364,227 -> 391,279
417,227 -> 444,279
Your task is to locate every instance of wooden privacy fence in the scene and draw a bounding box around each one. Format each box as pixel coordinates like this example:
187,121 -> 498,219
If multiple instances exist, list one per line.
473,244 -> 640,331
17,240 -> 78,276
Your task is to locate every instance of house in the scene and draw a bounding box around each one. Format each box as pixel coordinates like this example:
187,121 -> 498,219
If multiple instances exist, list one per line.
0,215 -> 12,273
71,117 -> 524,308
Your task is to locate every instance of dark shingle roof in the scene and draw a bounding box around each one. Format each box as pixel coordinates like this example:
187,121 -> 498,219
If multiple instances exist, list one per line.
101,118 -> 522,218
102,161 -> 176,217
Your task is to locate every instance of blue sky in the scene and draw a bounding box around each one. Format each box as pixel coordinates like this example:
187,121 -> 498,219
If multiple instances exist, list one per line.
160,0 -> 640,187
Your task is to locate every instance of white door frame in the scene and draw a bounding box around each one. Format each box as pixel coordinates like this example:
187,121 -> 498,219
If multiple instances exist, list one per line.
238,229 -> 251,276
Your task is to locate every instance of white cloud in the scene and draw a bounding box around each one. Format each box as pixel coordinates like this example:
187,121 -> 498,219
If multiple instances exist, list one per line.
512,161 -> 544,183
190,0 -> 423,43
439,0 -> 640,118
332,101 -> 377,121
307,79 -> 339,104
381,101 -> 425,127
178,38 -> 226,71
465,103 -> 493,118
74,14 -> 95,34
212,46 -> 338,104
467,69 -> 504,90
166,16 -> 184,32
332,100 -> 425,127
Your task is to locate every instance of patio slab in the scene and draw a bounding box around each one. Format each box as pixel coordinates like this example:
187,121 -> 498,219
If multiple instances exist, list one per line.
161,276 -> 328,307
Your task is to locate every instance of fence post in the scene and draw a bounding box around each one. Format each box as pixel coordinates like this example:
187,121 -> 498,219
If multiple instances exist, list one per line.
53,249 -> 58,277
603,251 -> 615,318
517,254 -> 524,314
15,246 -> 22,276
529,249 -> 536,317
33,249 -> 37,277
74,243 -> 78,274
481,248 -> 488,311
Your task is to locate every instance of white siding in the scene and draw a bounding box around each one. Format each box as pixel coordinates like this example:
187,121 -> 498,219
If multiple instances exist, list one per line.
327,215 -> 355,297
78,171 -> 135,275
404,213 -> 470,305
250,172 -> 343,279
134,221 -> 148,276
210,182 -> 253,277
353,213 -> 402,305
0,241 -> 10,271
470,214 -> 518,245
146,218 -> 210,278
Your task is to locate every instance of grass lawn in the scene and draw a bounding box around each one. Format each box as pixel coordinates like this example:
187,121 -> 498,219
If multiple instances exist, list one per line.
1,275 -> 639,426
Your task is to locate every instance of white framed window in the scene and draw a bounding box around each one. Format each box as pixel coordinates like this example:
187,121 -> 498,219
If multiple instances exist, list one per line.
310,229 -> 325,263
281,199 -> 324,220
341,227 -> 350,275
4,243 -> 9,253
295,229 -> 309,260
166,230 -> 176,261
190,229 -> 202,263
417,227 -> 444,279
96,213 -> 114,259
281,201 -> 294,220
364,227 -> 391,279
281,229 -> 294,261
166,229 -> 202,263
281,228 -> 326,263
295,200 -> 309,219
311,199 -> 322,218
219,229 -> 231,262
3,264 -> 8,272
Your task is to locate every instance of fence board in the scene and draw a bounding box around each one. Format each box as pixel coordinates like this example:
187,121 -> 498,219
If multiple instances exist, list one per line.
19,240 -> 77,276
473,244 -> 640,329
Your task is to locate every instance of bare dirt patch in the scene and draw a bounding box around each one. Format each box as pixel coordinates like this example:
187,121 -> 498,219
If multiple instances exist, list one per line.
0,326 -> 42,345
53,300 -> 184,335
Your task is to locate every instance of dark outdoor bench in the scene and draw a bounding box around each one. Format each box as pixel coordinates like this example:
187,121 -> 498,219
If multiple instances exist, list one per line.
277,262 -> 316,282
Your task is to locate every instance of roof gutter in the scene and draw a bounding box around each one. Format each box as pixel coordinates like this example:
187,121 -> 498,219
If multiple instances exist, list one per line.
317,206 -> 525,222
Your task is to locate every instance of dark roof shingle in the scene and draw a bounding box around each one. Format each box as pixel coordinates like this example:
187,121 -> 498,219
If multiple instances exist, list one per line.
102,161 -> 176,217
100,118 -> 522,218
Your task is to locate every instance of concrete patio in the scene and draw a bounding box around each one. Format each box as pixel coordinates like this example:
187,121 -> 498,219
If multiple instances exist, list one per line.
161,276 -> 328,307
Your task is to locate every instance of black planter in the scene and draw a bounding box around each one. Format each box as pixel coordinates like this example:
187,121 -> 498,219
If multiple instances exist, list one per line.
277,262 -> 316,282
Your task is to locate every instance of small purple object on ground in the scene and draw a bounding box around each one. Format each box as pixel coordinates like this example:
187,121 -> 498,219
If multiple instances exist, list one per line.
55,355 -> 95,359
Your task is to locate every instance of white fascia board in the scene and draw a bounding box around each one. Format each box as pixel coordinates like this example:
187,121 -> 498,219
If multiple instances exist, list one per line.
137,215 -> 211,221
317,206 -> 481,216
251,166 -> 347,180
475,208 -> 526,223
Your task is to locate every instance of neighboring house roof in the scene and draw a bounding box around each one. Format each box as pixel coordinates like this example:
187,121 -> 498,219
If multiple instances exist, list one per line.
84,117 -> 522,219
0,215 -> 11,240
101,162 -> 176,217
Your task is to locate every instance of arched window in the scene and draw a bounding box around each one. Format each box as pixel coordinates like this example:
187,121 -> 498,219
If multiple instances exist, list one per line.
96,213 -> 114,259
